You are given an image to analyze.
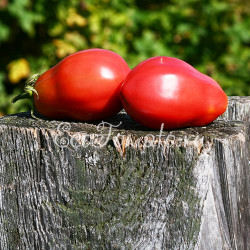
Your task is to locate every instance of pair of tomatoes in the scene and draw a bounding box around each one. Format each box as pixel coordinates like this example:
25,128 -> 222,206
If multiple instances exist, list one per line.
15,49 -> 228,130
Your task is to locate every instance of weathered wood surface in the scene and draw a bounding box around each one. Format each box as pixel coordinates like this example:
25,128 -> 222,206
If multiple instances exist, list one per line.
219,96 -> 250,123
0,96 -> 249,250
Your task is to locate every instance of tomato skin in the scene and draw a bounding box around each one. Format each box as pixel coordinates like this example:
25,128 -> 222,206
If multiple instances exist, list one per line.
120,56 -> 228,130
34,49 -> 130,121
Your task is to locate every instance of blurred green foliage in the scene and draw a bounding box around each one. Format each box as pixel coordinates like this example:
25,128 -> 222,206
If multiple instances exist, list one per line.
0,0 -> 249,116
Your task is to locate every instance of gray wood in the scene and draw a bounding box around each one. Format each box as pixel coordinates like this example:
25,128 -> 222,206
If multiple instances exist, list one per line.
219,96 -> 250,123
0,96 -> 249,250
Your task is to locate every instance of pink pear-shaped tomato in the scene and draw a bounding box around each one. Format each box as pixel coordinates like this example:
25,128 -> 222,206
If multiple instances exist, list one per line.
120,56 -> 227,130
34,49 -> 130,121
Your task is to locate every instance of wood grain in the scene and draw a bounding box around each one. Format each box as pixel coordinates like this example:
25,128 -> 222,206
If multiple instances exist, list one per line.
0,96 -> 249,250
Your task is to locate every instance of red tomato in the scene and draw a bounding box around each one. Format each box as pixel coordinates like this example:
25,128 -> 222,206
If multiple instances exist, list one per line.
120,56 -> 228,130
33,49 -> 130,121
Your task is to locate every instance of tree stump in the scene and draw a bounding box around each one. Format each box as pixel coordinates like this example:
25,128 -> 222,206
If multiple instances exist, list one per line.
0,96 -> 249,250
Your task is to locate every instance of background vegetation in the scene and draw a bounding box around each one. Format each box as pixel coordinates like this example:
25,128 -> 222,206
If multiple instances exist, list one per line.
0,0 -> 249,116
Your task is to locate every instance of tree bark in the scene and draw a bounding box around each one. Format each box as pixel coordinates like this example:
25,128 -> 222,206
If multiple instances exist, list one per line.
0,96 -> 249,250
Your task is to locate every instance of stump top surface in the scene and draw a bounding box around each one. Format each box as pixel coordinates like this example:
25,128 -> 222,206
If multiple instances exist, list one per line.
0,96 -> 249,140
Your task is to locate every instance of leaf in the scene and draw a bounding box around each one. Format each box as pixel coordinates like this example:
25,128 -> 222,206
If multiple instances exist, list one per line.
7,0 -> 44,36
64,32 -> 87,48
0,21 -> 10,42
7,59 -> 30,84
66,8 -> 87,27
53,39 -> 77,58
